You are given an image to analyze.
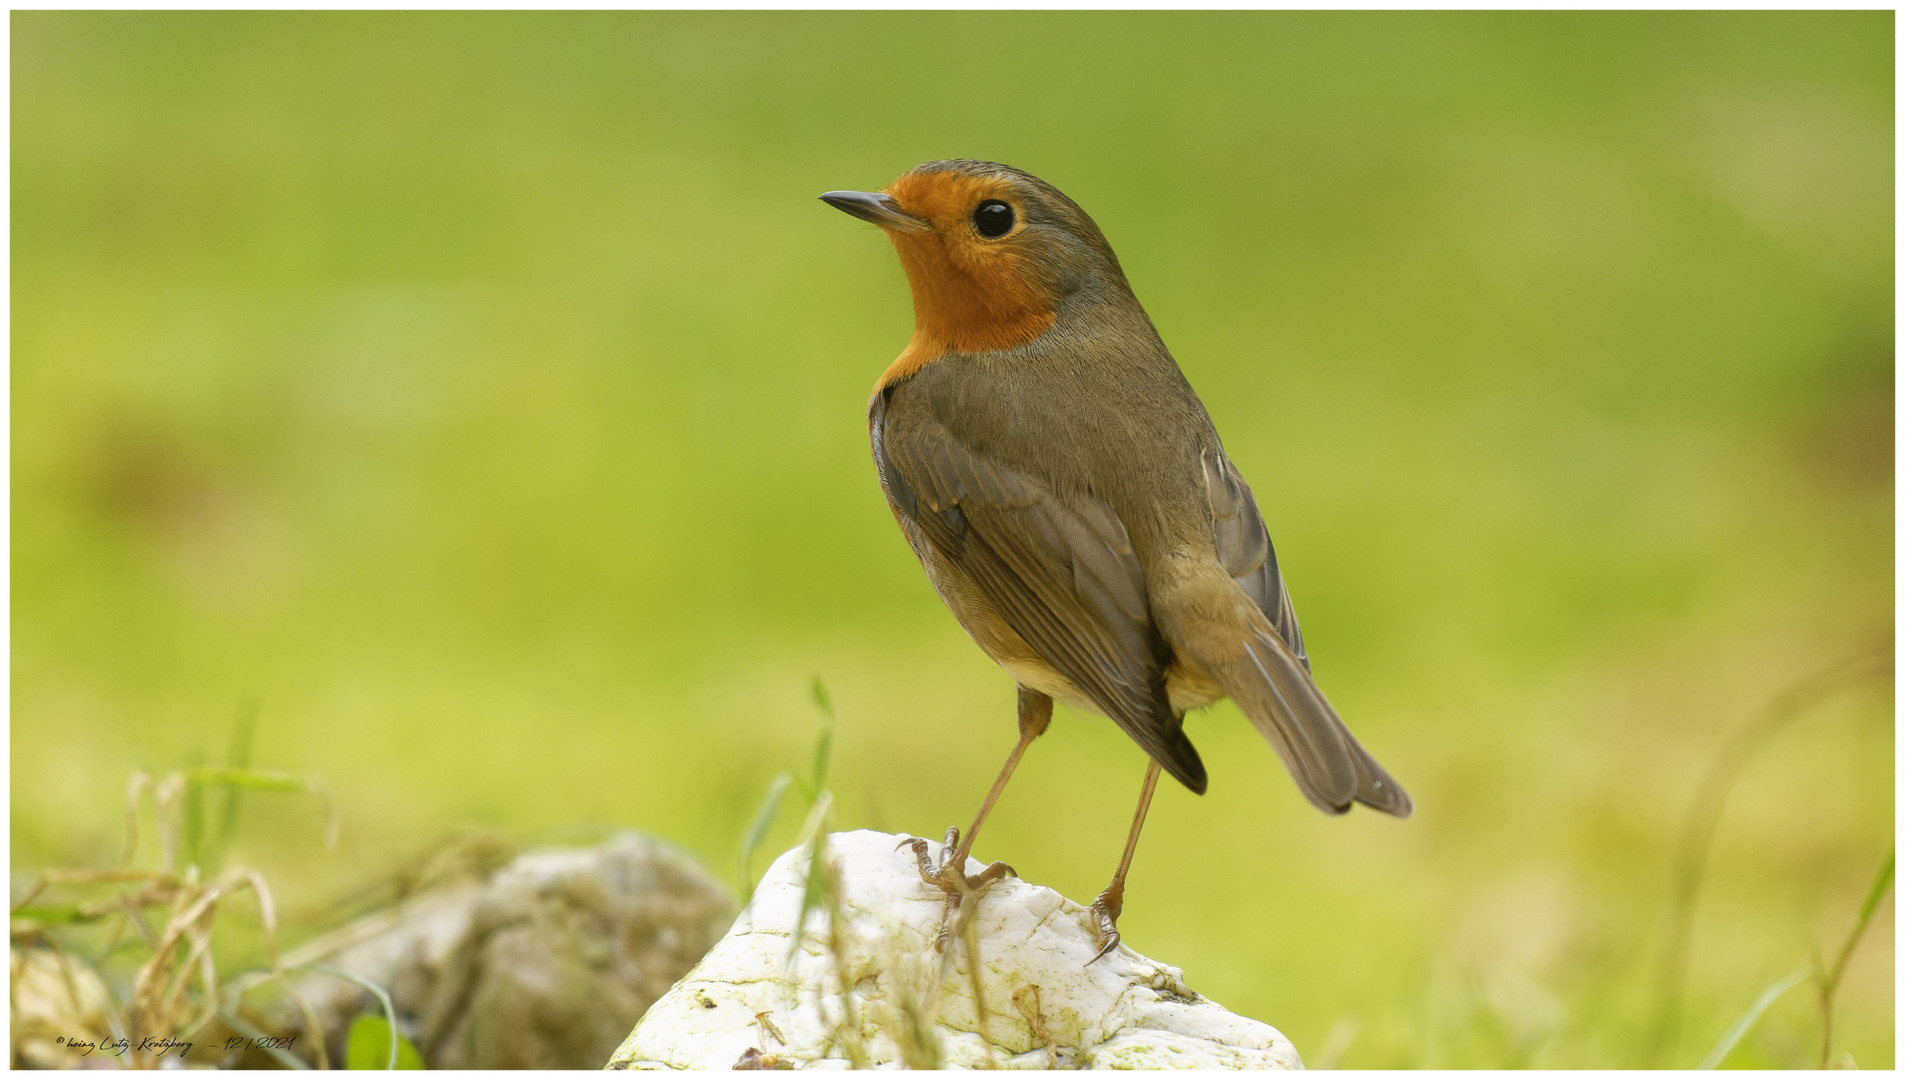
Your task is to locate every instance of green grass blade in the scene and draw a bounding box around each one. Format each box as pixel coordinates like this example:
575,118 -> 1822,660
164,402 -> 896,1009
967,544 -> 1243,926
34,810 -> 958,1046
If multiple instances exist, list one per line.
295,964 -> 415,1070
1824,848 -> 1893,992
180,767 -> 336,850
10,904 -> 86,924
808,676 -> 835,799
1817,847 -> 1894,1067
211,702 -> 260,871
183,753 -> 207,871
1698,966 -> 1810,1069
738,772 -> 793,905
783,791 -> 834,969
183,768 -> 309,792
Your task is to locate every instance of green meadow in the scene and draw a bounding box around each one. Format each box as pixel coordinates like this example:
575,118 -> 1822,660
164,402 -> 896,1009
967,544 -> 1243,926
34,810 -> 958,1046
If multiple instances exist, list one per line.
11,12 -> 1892,1068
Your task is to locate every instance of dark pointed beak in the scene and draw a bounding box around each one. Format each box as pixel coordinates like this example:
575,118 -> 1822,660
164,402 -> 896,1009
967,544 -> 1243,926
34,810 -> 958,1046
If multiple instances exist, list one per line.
819,190 -> 930,234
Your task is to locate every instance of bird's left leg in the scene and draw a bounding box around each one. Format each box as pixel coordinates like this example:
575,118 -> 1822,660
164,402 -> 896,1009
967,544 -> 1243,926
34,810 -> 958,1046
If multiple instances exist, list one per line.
1086,757 -> 1163,965
900,686 -> 1051,946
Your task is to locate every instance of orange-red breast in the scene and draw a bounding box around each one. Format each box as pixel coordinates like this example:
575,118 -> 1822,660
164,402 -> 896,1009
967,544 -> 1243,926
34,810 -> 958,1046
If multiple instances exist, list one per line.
822,160 -> 1410,961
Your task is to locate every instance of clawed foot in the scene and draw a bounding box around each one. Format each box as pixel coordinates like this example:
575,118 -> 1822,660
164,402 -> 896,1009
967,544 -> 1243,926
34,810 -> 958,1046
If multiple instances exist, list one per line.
896,827 -> 1016,951
1086,880 -> 1125,965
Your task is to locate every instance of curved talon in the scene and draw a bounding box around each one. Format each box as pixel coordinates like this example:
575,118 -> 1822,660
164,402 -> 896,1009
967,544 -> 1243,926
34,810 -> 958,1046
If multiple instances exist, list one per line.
970,861 -> 1016,890
1086,891 -> 1124,966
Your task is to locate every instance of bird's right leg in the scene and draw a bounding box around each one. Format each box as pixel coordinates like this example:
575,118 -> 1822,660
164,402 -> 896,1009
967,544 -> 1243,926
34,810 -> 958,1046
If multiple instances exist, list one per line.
1086,757 -> 1163,965
900,686 -> 1051,947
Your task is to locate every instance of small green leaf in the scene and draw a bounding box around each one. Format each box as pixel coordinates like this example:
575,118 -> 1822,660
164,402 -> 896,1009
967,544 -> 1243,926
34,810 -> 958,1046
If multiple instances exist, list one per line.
345,1014 -> 423,1070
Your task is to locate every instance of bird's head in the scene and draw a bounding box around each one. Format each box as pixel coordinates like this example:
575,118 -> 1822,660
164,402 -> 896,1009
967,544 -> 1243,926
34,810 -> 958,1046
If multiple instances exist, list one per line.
822,160 -> 1131,363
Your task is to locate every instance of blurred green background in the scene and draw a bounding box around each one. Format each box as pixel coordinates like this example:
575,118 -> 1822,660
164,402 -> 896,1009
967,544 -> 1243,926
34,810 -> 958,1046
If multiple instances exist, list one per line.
11,11 -> 1893,1069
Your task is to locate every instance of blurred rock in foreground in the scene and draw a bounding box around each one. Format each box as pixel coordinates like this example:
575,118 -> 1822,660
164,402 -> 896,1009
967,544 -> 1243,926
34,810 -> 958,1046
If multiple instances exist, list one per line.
607,829 -> 1301,1070
285,832 -> 734,1069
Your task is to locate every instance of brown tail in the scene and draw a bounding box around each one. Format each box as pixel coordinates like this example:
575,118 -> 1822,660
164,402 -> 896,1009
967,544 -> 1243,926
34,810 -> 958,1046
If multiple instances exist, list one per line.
1204,623 -> 1412,817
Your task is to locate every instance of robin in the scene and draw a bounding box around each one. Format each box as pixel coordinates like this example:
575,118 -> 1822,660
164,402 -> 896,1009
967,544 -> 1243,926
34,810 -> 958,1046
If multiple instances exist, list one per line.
821,160 -> 1411,963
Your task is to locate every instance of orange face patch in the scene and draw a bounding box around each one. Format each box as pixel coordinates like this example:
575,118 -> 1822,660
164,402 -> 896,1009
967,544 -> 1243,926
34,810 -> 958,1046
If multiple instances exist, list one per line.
874,170 -> 1058,389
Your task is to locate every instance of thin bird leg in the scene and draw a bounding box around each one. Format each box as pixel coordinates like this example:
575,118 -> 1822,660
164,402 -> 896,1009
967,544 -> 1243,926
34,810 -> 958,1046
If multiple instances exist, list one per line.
951,687 -> 1052,868
1087,758 -> 1163,965
899,688 -> 1052,948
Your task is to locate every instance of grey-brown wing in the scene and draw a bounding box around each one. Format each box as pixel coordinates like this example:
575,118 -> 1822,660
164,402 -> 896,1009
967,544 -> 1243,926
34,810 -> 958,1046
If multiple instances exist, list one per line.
872,391 -> 1206,793
1204,449 -> 1308,668
1201,448 -> 1412,817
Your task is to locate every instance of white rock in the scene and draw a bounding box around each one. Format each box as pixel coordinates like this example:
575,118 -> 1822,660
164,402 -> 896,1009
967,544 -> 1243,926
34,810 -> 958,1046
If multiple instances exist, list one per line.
606,830 -> 1302,1070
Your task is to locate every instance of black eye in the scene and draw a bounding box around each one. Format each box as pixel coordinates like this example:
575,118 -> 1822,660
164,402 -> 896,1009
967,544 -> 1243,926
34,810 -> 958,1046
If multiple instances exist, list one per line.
972,199 -> 1015,238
